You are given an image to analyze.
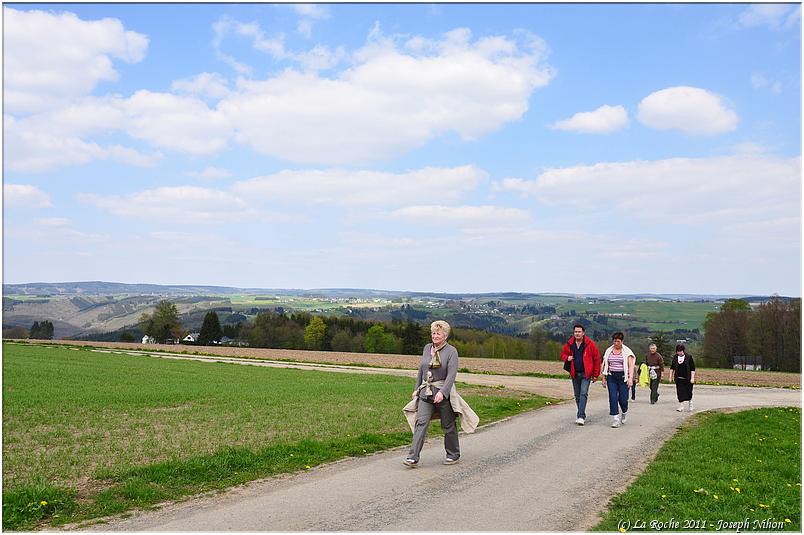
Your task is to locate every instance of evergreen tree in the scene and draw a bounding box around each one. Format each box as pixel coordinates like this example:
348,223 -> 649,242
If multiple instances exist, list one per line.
198,311 -> 223,345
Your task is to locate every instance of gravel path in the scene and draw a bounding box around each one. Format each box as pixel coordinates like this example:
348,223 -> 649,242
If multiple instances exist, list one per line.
76,351 -> 801,532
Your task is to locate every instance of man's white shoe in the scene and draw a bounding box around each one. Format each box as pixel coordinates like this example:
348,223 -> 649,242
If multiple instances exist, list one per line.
677,403 -> 685,412
611,415 -> 621,428
688,401 -> 694,411
621,412 -> 628,424
575,417 -> 585,426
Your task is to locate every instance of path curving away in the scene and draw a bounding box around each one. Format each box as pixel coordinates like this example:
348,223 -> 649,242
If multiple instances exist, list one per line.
76,353 -> 800,531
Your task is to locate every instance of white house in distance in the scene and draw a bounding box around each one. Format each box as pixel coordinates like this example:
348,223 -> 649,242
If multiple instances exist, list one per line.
183,333 -> 200,343
142,335 -> 156,344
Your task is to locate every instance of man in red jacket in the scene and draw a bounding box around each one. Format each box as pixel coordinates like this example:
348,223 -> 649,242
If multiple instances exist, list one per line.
560,324 -> 601,426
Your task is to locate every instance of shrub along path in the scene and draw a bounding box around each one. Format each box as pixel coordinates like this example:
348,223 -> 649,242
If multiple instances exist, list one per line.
83,353 -> 799,532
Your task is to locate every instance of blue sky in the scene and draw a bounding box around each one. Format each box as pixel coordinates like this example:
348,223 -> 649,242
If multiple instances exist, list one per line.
4,3 -> 801,295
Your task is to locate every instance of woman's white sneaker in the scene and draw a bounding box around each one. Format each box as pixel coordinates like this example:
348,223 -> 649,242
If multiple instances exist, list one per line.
611,415 -> 621,428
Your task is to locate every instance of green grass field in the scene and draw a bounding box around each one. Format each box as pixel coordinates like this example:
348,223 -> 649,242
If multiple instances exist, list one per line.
553,300 -> 718,332
594,407 -> 801,532
2,342 -> 553,530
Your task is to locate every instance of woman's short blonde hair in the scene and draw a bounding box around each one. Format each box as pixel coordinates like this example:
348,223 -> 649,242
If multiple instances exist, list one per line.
430,320 -> 451,338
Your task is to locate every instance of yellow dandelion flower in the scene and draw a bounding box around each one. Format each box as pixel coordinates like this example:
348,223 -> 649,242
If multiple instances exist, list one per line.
305,465 -> 311,469
759,503 -> 768,509
749,508 -> 755,512
787,483 -> 792,488
40,501 -> 47,506
619,528 -> 626,533
661,494 -> 667,499
785,519 -> 792,524
735,488 -> 740,493
732,478 -> 739,483
713,495 -> 719,500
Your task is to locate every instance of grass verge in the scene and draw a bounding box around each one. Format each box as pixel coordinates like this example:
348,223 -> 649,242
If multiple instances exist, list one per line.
3,343 -> 554,530
594,407 -> 801,532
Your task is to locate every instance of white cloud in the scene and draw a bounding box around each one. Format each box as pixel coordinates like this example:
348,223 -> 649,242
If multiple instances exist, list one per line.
78,186 -> 251,223
292,4 -> 330,38
637,86 -> 738,135
122,91 -> 231,155
4,184 -> 52,208
78,186 -> 300,224
233,165 -> 486,206
7,91 -> 230,171
751,72 -> 782,94
387,205 -> 531,227
185,167 -> 232,180
171,72 -> 231,100
292,4 -> 330,20
35,217 -> 71,227
496,154 -> 801,226
5,111 -> 161,173
738,4 -> 800,30
4,7 -> 148,114
219,26 -> 554,165
297,20 -> 313,39
551,104 -> 628,134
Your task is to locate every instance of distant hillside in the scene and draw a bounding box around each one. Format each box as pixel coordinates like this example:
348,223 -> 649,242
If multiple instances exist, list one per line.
6,281 -> 792,301
3,281 -> 245,296
2,280 -> 795,341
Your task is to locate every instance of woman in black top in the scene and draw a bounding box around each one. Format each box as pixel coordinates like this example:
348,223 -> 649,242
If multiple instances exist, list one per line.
669,344 -> 695,412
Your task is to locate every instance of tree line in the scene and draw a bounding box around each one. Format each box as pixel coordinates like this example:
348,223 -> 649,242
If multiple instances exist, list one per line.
136,300 -> 567,359
703,297 -> 800,372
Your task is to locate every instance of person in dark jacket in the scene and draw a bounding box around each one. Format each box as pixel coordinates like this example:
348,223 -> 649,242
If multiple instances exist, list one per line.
645,343 -> 665,404
669,344 -> 695,412
560,324 -> 601,426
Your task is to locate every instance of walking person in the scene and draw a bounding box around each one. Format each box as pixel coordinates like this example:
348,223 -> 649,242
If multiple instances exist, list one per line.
646,343 -> 665,404
601,332 -> 636,428
560,324 -> 601,426
402,320 -> 478,467
669,344 -> 696,412
629,363 -> 639,401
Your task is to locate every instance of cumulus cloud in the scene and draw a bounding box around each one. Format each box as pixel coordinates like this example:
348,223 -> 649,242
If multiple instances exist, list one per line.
7,91 -> 229,171
4,184 -> 52,208
233,165 -> 486,206
78,186 -> 251,223
637,86 -> 738,135
4,7 -> 148,114
219,26 -> 554,165
387,205 -> 531,227
292,4 -> 330,19
171,72 -> 231,100
185,166 -> 232,180
292,4 -> 330,38
737,4 -> 800,30
495,154 -> 800,226
551,104 -> 628,134
7,12 -> 554,171
122,91 -> 231,154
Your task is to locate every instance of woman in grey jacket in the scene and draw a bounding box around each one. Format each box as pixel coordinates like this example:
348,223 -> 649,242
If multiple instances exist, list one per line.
404,320 -> 460,467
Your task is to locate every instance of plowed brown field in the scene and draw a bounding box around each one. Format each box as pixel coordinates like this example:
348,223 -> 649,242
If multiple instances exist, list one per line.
11,339 -> 801,388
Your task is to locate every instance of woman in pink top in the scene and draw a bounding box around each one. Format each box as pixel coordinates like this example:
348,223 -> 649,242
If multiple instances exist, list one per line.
601,332 -> 636,428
